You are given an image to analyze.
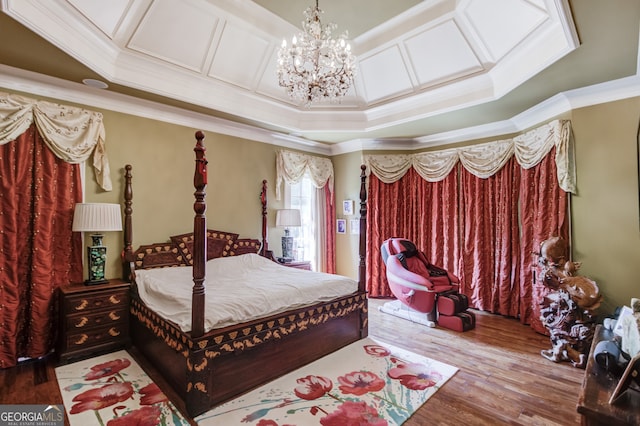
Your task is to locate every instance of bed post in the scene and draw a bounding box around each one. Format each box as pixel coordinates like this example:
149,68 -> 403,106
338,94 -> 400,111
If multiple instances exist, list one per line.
122,164 -> 133,281
260,179 -> 270,257
358,164 -> 367,294
192,131 -> 207,338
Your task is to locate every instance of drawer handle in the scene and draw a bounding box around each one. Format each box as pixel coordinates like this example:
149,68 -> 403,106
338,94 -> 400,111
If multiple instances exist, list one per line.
74,300 -> 89,311
109,295 -> 121,304
108,328 -> 120,337
74,334 -> 88,345
109,311 -> 121,321
74,317 -> 88,328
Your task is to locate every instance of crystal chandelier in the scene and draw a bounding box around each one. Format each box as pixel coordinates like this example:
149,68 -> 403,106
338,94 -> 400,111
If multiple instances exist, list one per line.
277,0 -> 356,106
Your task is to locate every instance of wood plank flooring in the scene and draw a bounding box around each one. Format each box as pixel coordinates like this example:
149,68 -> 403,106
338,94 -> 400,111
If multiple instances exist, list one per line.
0,298 -> 585,425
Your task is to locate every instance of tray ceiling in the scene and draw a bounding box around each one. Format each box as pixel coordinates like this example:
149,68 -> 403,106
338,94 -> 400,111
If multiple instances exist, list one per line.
0,0 -> 639,151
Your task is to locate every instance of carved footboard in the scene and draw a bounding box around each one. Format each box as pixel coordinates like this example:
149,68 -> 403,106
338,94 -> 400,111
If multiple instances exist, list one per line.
130,291 -> 368,416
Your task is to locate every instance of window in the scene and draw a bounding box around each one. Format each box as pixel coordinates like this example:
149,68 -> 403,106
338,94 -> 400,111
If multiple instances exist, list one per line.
286,173 -> 317,270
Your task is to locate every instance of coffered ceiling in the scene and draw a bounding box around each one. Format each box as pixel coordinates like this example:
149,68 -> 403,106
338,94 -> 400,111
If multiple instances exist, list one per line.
1,0 -> 639,154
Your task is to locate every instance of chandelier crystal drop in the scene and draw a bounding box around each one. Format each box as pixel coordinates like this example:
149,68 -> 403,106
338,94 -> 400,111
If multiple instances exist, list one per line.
277,0 -> 356,107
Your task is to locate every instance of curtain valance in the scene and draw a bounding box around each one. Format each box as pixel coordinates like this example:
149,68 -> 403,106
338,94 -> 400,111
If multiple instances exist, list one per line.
365,120 -> 575,193
0,91 -> 112,190
276,150 -> 334,200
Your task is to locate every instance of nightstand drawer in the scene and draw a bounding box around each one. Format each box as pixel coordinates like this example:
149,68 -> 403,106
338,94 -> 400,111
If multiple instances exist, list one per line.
64,289 -> 128,312
66,308 -> 128,330
65,324 -> 128,349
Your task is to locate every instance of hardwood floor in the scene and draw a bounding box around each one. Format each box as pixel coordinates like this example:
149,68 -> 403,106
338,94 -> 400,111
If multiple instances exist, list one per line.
0,298 -> 585,425
368,299 -> 584,426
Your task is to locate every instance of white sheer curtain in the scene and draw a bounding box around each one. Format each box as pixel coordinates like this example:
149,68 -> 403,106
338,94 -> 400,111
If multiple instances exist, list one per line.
365,120 -> 575,193
276,150 -> 335,272
0,91 -> 112,190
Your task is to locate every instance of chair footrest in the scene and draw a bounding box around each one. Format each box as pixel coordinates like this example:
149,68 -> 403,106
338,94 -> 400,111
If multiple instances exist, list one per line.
437,311 -> 476,332
437,292 -> 469,316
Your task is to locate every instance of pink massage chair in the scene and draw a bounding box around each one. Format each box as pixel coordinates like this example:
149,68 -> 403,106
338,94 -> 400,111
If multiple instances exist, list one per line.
380,238 -> 475,331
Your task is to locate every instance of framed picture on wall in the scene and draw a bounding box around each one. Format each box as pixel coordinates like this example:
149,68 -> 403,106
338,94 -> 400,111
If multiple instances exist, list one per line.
342,200 -> 354,215
350,218 -> 359,234
337,219 -> 346,234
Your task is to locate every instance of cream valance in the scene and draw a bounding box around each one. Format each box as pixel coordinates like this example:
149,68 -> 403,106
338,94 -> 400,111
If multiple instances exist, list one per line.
276,150 -> 334,200
364,120 -> 575,193
0,92 -> 112,191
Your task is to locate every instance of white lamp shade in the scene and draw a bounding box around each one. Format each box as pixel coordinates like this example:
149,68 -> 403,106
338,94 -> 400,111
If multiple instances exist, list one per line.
276,209 -> 301,227
72,203 -> 123,232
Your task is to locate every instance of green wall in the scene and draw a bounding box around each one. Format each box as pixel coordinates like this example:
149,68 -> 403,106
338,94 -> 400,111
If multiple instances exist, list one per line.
332,152 -> 365,278
570,97 -> 640,312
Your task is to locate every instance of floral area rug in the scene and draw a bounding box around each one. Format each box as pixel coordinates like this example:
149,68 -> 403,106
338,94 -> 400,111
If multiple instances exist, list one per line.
196,337 -> 458,426
55,350 -> 189,426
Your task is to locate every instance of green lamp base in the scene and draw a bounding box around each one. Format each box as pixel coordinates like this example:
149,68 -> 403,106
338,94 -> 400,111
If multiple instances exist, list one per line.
85,236 -> 108,285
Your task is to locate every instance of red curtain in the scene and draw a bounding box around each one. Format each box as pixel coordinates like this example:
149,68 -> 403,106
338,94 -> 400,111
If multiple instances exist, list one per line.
459,157 -> 521,316
0,124 -> 83,368
366,168 -> 460,297
519,148 -> 569,333
366,149 -> 568,329
324,185 -> 336,274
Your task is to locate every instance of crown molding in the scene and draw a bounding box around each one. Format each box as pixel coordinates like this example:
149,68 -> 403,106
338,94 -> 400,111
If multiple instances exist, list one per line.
2,62 -> 639,158
333,72 -> 640,154
0,64 -> 335,156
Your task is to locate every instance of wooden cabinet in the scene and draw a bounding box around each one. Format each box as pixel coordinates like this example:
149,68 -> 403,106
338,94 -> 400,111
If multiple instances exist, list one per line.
57,279 -> 130,364
577,325 -> 640,425
283,260 -> 311,270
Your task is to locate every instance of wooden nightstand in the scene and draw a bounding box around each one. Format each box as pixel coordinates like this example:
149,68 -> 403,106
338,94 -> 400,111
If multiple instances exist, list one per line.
283,260 -> 312,270
57,279 -> 130,364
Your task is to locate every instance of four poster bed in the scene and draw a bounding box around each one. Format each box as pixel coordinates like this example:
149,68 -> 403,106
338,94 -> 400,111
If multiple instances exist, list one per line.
121,131 -> 369,417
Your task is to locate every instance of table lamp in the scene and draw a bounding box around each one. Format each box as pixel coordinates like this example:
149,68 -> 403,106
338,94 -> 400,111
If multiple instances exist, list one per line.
275,209 -> 301,262
72,203 -> 123,285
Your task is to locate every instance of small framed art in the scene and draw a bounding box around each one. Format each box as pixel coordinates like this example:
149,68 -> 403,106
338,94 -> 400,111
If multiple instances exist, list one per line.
342,200 -> 354,216
350,218 -> 360,234
337,219 -> 346,234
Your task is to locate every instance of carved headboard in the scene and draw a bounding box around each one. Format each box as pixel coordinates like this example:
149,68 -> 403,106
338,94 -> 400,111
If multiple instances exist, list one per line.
132,229 -> 261,270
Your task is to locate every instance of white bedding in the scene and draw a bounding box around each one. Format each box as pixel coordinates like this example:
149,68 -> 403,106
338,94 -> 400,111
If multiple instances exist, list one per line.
133,253 -> 358,332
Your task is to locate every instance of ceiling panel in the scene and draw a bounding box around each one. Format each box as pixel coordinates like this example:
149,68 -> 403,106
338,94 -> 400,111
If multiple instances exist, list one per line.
210,23 -> 271,90
128,0 -> 218,72
463,0 -> 548,61
359,46 -> 413,103
256,53 -> 288,100
68,0 -> 132,38
405,20 -> 483,87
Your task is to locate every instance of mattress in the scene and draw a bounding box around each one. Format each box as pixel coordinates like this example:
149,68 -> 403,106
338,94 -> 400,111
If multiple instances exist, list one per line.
133,253 -> 358,332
